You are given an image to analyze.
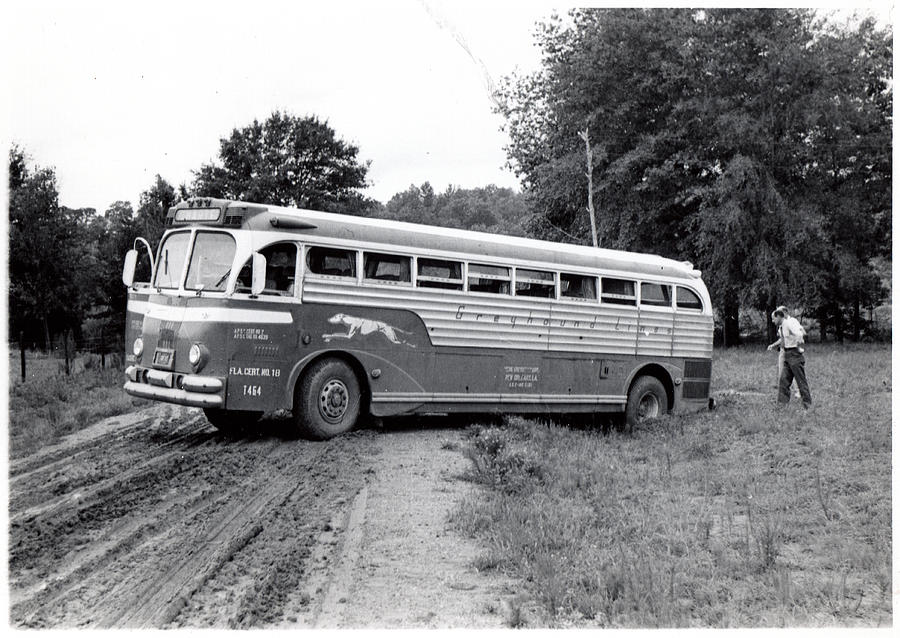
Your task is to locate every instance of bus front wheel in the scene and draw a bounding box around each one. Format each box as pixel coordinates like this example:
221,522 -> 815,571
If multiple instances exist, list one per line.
294,358 -> 361,440
624,375 -> 668,431
203,408 -> 262,435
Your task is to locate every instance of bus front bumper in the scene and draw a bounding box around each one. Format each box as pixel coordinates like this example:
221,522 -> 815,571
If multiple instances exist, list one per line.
124,366 -> 224,408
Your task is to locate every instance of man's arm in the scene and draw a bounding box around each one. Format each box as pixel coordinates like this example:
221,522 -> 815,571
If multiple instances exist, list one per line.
767,336 -> 783,351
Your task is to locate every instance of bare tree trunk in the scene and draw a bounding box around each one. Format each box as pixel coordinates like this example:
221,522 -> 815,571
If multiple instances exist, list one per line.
42,315 -> 51,353
64,328 -> 71,376
818,307 -> 828,343
577,127 -> 599,248
19,330 -> 26,382
852,295 -> 861,341
834,302 -> 844,343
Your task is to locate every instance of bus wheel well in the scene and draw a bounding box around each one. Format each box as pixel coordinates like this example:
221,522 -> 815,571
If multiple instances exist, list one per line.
628,364 -> 674,413
296,352 -> 371,416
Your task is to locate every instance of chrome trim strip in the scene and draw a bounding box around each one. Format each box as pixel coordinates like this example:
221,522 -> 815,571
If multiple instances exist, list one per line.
370,392 -> 627,405
124,382 -> 223,408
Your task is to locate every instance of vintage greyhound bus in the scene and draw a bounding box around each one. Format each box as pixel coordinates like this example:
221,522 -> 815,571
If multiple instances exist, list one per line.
121,197 -> 713,439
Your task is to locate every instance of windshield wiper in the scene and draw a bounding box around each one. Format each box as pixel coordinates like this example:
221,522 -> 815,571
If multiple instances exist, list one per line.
214,268 -> 231,290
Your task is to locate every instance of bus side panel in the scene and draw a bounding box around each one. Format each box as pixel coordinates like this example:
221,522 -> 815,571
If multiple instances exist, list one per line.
123,289 -> 152,367
222,301 -> 297,412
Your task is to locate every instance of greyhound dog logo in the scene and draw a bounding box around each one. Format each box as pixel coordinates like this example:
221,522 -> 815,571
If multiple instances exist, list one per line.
322,313 -> 416,348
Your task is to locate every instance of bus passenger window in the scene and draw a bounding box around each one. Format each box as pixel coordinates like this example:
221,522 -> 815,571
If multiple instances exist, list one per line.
234,242 -> 297,296
601,278 -> 636,305
417,258 -> 463,290
468,264 -> 510,295
364,252 -> 411,283
515,268 -> 555,298
307,246 -> 357,278
560,273 -> 597,300
640,282 -> 672,307
676,286 -> 703,311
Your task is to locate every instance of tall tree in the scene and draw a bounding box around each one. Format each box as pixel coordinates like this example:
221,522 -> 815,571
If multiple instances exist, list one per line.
8,148 -> 88,350
499,8 -> 891,343
191,111 -> 376,214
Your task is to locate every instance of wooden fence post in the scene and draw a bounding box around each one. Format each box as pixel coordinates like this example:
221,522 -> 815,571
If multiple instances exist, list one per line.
64,329 -> 71,376
19,331 -> 26,382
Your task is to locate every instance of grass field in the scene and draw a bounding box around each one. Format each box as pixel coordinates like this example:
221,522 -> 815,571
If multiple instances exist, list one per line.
7,350 -> 147,458
452,343 -> 892,627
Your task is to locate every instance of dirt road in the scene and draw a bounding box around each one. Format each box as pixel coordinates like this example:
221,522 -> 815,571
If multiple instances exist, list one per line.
8,405 -> 518,628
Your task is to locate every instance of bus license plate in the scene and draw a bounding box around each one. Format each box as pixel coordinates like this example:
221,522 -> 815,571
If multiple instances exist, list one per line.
153,349 -> 174,369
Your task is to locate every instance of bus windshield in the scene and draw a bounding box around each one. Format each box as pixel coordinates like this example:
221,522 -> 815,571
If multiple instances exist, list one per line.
185,232 -> 236,292
154,232 -> 191,289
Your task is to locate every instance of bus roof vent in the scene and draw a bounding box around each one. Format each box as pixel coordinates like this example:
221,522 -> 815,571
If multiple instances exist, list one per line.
270,216 -> 317,230
223,213 -> 243,227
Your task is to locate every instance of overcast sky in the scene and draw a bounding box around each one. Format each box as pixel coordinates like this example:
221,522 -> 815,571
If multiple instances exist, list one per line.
3,1 -> 891,212
3,0 -> 569,211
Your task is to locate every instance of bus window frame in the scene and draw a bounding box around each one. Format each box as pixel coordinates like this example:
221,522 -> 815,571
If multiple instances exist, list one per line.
600,276 -> 638,306
514,267 -> 557,300
231,240 -> 302,303
639,281 -> 675,310
675,285 -> 704,312
415,256 -> 465,290
362,250 -> 413,287
304,245 -> 359,281
559,272 -> 599,303
466,262 -> 512,296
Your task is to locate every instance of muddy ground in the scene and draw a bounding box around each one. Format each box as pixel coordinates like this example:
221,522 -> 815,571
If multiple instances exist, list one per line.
7,404 -> 519,628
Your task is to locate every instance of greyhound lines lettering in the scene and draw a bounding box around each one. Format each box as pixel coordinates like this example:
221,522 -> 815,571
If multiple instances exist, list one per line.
121,196 -> 713,440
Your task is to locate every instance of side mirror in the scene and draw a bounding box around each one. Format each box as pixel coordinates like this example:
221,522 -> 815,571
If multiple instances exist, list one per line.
122,249 -> 138,287
251,253 -> 267,296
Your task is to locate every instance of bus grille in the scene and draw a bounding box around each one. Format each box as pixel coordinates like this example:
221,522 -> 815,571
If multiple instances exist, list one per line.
682,380 -> 710,399
684,359 -> 712,379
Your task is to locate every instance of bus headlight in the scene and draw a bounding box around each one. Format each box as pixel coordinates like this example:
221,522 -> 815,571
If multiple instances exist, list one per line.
133,337 -> 144,358
188,342 -> 209,371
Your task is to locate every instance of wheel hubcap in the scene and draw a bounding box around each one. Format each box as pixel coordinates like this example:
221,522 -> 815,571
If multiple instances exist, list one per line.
319,379 -> 349,422
637,393 -> 660,421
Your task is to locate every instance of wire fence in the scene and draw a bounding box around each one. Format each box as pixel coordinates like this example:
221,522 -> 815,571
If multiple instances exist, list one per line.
9,331 -> 125,382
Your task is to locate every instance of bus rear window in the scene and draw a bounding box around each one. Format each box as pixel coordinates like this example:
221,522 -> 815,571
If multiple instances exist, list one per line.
601,278 -> 636,305
640,282 -> 672,307
468,264 -> 510,295
560,273 -> 597,300
515,268 -> 555,298
185,232 -> 236,292
307,247 -> 357,278
417,258 -> 463,290
364,252 -> 411,283
676,286 -> 703,311
154,231 -> 191,289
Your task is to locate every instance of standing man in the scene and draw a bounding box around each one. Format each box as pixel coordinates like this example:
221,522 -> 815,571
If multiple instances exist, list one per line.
766,306 -> 812,408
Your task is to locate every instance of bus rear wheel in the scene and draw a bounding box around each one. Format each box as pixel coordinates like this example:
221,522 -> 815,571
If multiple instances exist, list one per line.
203,408 -> 262,434
294,358 -> 361,440
624,375 -> 668,431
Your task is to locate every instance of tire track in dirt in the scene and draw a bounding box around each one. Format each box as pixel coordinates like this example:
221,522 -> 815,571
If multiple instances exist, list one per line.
9,407 -> 516,628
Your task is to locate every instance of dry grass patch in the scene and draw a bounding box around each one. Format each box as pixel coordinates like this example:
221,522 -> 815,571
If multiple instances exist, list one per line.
8,350 -> 147,458
452,343 -> 891,627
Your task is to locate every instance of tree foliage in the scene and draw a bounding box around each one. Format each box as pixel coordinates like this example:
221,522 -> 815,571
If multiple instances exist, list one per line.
191,111 -> 375,214
500,8 -> 891,342
378,182 -> 530,236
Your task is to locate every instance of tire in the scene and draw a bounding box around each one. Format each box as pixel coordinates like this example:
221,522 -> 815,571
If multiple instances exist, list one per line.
294,358 -> 361,440
624,375 -> 669,431
203,408 -> 262,434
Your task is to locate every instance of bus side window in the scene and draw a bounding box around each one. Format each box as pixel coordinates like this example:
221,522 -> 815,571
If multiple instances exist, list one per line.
235,242 -> 298,296
676,286 -> 703,311
417,258 -> 463,290
601,278 -> 636,305
560,273 -> 597,301
515,268 -> 555,298
640,282 -> 672,307
468,264 -> 511,295
307,246 -> 357,278
364,252 -> 411,283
